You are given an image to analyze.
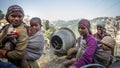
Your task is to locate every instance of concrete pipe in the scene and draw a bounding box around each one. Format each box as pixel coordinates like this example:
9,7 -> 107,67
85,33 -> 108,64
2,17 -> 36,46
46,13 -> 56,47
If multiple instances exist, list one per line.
50,27 -> 76,55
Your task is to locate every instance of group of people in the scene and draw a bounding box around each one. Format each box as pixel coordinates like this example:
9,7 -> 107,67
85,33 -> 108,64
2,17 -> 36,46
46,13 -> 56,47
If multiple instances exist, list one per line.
0,5 -> 44,68
0,4 -> 117,68
61,19 -> 116,68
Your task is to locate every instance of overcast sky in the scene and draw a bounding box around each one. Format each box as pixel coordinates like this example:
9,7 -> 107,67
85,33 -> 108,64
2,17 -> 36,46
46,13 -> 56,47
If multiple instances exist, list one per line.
0,0 -> 120,21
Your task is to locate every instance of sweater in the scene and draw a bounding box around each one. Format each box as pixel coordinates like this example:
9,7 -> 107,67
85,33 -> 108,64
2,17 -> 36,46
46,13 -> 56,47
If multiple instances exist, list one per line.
73,34 -> 98,68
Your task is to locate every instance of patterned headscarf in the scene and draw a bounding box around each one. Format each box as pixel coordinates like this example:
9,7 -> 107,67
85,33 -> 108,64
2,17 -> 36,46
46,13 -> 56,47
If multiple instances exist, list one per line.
6,5 -> 24,23
78,19 -> 92,34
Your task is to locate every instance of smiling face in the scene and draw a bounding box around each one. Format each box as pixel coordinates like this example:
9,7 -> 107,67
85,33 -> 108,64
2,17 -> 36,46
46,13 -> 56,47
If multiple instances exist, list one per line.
78,23 -> 89,36
8,12 -> 24,27
97,25 -> 104,34
30,19 -> 42,32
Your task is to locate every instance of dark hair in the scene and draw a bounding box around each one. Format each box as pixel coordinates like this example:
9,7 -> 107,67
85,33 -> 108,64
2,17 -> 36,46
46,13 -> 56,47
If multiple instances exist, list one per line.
30,17 -> 41,25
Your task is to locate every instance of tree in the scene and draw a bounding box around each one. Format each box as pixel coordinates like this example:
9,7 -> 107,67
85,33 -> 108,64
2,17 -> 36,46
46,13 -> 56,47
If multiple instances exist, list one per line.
43,20 -> 56,40
0,10 -> 4,20
44,20 -> 50,30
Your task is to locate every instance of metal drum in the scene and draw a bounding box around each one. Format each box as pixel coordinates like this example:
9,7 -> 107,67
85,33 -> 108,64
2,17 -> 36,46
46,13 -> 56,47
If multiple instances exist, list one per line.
50,27 -> 76,55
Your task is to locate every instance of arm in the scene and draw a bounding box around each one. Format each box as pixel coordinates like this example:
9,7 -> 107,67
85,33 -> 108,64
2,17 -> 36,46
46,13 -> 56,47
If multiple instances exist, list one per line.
7,27 -> 28,59
73,37 -> 98,68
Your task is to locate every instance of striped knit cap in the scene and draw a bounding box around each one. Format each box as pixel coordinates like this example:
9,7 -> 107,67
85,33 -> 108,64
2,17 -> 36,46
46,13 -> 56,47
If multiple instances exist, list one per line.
6,5 -> 24,23
101,36 -> 116,49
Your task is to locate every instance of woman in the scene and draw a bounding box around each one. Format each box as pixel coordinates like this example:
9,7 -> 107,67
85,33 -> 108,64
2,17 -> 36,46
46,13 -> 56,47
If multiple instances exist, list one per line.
61,19 -> 98,68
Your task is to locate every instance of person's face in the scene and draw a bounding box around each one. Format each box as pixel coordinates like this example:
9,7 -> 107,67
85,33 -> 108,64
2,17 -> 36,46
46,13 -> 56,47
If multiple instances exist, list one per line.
101,44 -> 111,51
8,12 -> 24,27
97,25 -> 104,34
30,20 -> 42,32
78,24 -> 89,36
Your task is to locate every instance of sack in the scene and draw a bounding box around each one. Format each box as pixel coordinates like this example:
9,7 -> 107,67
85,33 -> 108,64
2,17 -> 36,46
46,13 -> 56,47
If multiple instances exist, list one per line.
94,48 -> 111,66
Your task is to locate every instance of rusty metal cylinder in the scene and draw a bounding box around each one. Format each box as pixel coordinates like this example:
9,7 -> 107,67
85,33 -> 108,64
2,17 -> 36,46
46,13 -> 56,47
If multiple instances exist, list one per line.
50,27 -> 76,54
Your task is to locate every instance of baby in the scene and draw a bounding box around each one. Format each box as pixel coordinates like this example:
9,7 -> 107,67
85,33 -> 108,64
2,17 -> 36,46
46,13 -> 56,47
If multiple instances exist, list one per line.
94,36 -> 116,67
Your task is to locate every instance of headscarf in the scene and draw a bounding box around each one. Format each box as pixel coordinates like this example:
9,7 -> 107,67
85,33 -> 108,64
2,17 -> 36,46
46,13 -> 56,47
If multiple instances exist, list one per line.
78,19 -> 92,34
97,21 -> 105,28
6,5 -> 24,23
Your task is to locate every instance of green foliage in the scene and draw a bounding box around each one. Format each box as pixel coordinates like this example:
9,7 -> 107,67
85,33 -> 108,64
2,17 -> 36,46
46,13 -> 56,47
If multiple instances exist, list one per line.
0,10 -> 4,20
43,20 -> 50,30
43,20 -> 56,39
116,16 -> 120,20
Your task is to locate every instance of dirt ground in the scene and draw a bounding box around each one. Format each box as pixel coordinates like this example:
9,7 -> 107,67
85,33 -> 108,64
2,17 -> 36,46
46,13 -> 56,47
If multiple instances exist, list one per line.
37,47 -> 67,68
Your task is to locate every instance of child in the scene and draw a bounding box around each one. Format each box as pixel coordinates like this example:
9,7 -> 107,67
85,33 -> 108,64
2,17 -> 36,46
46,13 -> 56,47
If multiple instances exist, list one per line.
94,36 -> 116,67
22,17 -> 44,68
0,5 -> 28,67
61,19 -> 98,68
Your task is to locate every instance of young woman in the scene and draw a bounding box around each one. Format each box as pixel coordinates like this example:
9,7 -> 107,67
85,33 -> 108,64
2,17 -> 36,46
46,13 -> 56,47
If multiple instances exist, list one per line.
61,19 -> 98,68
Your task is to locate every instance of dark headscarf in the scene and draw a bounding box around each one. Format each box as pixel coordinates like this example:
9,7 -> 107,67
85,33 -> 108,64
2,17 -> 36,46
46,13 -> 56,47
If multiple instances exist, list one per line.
78,19 -> 92,34
6,5 -> 24,23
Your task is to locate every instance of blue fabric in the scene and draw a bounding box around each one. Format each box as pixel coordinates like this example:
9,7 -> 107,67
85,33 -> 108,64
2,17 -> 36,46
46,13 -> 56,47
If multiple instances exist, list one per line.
0,61 -> 17,68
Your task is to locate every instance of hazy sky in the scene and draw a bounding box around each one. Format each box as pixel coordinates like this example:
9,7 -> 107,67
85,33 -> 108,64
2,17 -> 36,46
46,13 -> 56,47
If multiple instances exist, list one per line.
0,0 -> 120,21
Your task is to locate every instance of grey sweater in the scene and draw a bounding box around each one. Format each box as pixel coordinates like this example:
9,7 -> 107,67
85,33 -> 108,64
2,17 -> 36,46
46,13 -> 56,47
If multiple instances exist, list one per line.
26,29 -> 44,60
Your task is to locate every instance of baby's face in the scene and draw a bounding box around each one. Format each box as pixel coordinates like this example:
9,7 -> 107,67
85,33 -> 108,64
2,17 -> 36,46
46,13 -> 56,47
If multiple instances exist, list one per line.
101,44 -> 111,51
